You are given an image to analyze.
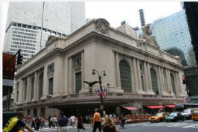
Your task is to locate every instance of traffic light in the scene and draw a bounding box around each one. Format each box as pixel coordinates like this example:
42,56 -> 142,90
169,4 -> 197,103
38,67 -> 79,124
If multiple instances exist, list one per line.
182,75 -> 186,84
17,50 -> 23,65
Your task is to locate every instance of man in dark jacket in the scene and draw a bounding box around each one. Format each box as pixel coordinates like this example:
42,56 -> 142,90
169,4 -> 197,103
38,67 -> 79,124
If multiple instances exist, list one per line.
119,113 -> 125,128
57,112 -> 68,132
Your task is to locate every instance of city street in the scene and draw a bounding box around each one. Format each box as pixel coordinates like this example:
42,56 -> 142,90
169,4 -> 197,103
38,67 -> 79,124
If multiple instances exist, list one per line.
26,120 -> 198,132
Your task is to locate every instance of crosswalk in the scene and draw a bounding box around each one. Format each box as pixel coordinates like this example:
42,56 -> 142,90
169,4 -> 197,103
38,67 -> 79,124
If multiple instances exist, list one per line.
26,126 -> 75,132
126,121 -> 198,129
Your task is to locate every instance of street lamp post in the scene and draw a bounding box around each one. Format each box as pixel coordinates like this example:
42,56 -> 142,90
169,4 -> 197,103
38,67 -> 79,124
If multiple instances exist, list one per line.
92,69 -> 106,111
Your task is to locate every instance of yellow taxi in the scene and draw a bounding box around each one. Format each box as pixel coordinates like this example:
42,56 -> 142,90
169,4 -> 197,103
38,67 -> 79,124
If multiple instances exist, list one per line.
191,108 -> 198,121
149,112 -> 168,122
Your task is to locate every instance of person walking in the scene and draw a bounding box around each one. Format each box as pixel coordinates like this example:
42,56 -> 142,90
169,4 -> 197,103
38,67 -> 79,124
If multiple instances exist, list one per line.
77,113 -> 84,132
69,115 -> 76,128
3,111 -> 34,132
102,117 -> 119,132
31,116 -> 36,130
41,117 -> 46,128
35,117 -> 41,131
53,115 -> 57,128
119,113 -> 126,128
92,108 -> 101,132
57,112 -> 68,132
50,116 -> 55,128
48,115 -> 51,128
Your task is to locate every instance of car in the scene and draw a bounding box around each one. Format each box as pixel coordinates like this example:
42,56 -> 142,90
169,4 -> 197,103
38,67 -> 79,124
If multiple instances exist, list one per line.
149,112 -> 168,122
191,108 -> 198,121
165,112 -> 184,122
181,109 -> 192,119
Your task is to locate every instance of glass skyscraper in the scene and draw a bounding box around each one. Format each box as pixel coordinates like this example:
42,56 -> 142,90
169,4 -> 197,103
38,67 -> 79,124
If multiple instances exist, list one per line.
137,10 -> 196,66
151,10 -> 196,66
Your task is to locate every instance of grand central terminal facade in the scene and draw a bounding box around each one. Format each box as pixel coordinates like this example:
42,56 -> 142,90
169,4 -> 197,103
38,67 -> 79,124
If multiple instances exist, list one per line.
12,19 -> 187,118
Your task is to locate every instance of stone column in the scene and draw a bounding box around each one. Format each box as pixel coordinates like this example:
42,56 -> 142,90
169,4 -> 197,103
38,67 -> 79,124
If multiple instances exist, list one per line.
22,80 -> 25,103
136,59 -> 143,92
115,53 -> 121,88
173,72 -> 178,96
147,62 -> 152,92
18,79 -> 23,103
132,58 -> 139,93
41,65 -> 48,100
33,72 -> 38,101
176,72 -> 182,95
64,57 -> 69,95
25,76 -> 30,102
81,51 -> 85,90
68,57 -> 73,94
157,66 -> 162,94
165,69 -> 171,93
143,62 -> 149,92
168,70 -> 174,95
161,67 -> 167,93
131,59 -> 135,93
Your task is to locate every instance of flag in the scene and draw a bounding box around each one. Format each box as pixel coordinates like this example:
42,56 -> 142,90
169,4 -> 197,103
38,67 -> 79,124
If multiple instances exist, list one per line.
95,89 -> 100,96
184,98 -> 191,103
103,88 -> 107,98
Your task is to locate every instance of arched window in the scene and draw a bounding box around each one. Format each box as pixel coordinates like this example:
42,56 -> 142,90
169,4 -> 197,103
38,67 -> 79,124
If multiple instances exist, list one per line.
31,78 -> 34,100
119,60 -> 132,92
170,74 -> 176,95
150,68 -> 159,95
39,73 -> 43,99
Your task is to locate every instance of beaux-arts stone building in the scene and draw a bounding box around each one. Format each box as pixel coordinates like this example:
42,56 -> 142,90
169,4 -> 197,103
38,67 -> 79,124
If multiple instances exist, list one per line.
13,19 -> 187,118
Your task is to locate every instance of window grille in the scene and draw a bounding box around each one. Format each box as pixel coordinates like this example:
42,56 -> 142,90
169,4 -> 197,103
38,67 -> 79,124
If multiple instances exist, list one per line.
119,60 -> 132,92
150,68 -> 159,95
75,72 -> 81,93
31,78 -> 34,100
49,78 -> 53,95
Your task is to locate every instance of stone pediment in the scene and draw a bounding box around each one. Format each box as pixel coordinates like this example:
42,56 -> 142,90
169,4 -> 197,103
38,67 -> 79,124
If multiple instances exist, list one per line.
95,18 -> 110,34
45,35 -> 58,46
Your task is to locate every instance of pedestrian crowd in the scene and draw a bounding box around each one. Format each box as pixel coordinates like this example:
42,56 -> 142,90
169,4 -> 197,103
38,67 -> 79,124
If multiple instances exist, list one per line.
3,109 -> 123,132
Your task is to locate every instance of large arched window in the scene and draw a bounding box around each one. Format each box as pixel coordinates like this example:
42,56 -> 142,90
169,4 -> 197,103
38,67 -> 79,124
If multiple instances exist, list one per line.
119,60 -> 132,92
31,78 -> 34,100
170,74 -> 176,95
150,68 -> 159,95
39,73 -> 43,99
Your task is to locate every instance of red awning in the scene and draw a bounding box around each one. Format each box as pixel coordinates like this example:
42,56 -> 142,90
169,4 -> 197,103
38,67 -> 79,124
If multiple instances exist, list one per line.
165,105 -> 175,108
123,106 -> 138,110
146,105 -> 165,109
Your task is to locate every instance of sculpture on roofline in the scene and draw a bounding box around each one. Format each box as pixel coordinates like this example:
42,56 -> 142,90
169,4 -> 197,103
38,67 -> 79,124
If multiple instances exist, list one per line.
138,24 -> 160,48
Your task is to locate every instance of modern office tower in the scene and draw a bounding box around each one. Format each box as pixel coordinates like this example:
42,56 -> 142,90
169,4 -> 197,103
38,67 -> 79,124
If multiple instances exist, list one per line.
139,9 -> 145,27
151,10 -> 196,66
3,2 -> 85,62
137,10 -> 196,66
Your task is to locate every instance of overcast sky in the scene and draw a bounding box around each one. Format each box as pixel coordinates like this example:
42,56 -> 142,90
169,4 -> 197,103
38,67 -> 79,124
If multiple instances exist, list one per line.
0,0 -> 183,48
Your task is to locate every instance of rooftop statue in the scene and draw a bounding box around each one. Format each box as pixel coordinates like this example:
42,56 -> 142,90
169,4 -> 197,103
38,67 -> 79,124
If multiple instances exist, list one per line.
138,24 -> 160,48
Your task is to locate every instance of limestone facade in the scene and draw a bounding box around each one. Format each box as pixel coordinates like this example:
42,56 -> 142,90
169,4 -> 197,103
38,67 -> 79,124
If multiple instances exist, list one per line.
13,19 -> 187,118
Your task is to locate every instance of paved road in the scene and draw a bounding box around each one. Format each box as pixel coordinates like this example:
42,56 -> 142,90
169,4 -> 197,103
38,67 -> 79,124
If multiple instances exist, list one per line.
26,120 -> 198,132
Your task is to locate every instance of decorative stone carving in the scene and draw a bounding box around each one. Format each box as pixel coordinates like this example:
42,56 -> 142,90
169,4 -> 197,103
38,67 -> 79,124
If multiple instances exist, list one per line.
138,24 -> 160,48
95,19 -> 110,34
45,35 -> 58,46
47,63 -> 54,75
73,54 -> 81,71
